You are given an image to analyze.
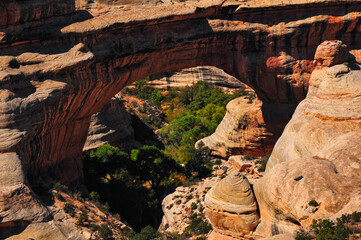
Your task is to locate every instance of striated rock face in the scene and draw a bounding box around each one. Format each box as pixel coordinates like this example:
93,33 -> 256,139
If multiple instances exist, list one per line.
254,41 -> 361,237
84,94 -> 137,151
1,0 -> 361,236
0,0 -> 75,27
196,96 -> 281,158
205,170 -> 260,238
148,66 -> 249,92
0,153 -> 50,227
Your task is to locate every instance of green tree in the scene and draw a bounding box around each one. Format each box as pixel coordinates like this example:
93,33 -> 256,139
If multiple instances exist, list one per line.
130,145 -> 181,190
127,225 -> 162,240
87,144 -> 131,181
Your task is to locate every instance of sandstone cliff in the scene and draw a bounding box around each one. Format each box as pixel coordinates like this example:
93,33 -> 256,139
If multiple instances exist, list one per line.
148,66 -> 249,92
254,41 -> 361,237
1,0 -> 361,237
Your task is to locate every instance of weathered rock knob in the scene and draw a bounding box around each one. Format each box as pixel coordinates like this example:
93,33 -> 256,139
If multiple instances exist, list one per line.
314,40 -> 348,67
204,170 -> 260,238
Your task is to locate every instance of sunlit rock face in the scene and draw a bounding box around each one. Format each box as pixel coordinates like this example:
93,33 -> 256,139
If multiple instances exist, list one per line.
196,96 -> 286,158
205,171 -> 260,238
148,66 -> 249,92
1,0 -> 361,237
254,41 -> 361,237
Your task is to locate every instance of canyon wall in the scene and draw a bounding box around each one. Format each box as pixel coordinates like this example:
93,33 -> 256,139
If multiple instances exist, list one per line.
1,0 -> 361,237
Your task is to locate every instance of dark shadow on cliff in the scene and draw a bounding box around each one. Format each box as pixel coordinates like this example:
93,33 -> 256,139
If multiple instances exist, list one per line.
0,10 -> 93,56
0,220 -> 31,239
260,102 -> 297,147
131,114 -> 164,149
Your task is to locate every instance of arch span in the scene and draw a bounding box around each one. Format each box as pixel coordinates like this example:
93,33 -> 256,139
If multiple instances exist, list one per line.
0,0 -> 361,227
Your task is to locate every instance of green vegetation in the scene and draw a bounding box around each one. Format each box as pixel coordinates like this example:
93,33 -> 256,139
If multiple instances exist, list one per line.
127,225 -> 162,240
296,211 -> 361,240
63,203 -> 75,217
53,182 -> 67,192
184,213 -> 212,236
77,211 -> 90,226
97,224 -> 113,240
308,200 -> 319,207
84,80 -> 253,236
258,162 -> 267,172
124,79 -> 252,165
84,144 -> 183,231
256,155 -> 270,172
191,202 -> 198,210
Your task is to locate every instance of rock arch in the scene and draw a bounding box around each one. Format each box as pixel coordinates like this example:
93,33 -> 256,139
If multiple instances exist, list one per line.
0,0 -> 361,230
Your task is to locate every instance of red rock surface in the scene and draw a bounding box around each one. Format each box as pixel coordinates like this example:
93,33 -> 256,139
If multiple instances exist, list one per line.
0,0 -> 361,237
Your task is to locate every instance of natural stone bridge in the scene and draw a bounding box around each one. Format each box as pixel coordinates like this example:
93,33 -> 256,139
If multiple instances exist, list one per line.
0,0 -> 361,236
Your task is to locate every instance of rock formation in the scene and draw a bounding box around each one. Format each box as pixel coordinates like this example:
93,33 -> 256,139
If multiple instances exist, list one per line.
159,177 -> 220,234
254,40 -> 361,237
196,96 -> 279,158
1,0 -> 361,237
0,0 -> 75,27
148,66 -> 249,92
204,170 -> 260,238
84,93 -> 137,151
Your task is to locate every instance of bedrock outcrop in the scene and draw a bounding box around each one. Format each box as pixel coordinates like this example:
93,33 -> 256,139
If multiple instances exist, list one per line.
1,0 -> 361,236
205,170 -> 260,238
148,66 -> 249,92
196,96 -> 289,158
84,93 -> 137,151
254,41 -> 361,237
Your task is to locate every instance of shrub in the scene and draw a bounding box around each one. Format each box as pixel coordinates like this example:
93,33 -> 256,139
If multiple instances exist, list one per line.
76,211 -> 89,226
176,200 -> 182,205
308,200 -> 319,207
185,213 -> 212,235
90,191 -> 100,202
53,182 -> 67,192
295,232 -> 312,240
99,202 -> 110,214
191,202 -> 197,210
351,211 -> 361,222
98,224 -> 113,240
214,159 -> 222,165
186,195 -> 193,202
127,225 -> 162,240
311,218 -> 350,240
63,203 -> 75,217
258,162 -> 267,172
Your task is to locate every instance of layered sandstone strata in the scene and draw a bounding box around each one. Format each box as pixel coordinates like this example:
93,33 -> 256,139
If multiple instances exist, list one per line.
0,0 -> 75,27
148,66 -> 249,92
205,171 -> 260,238
0,0 -> 361,237
254,41 -> 361,237
84,94 -> 137,151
